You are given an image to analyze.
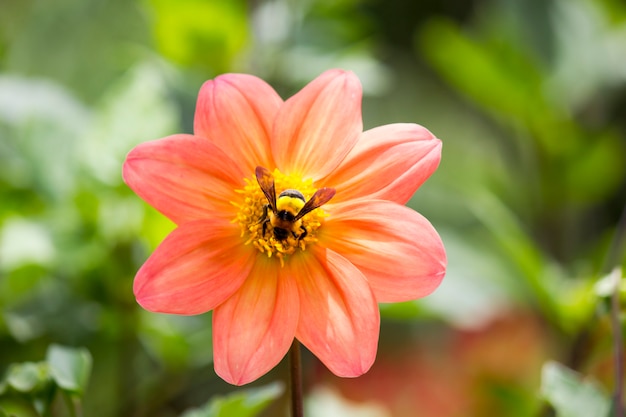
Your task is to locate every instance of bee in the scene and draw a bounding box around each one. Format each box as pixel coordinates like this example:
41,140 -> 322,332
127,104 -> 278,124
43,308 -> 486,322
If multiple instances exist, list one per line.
255,166 -> 336,241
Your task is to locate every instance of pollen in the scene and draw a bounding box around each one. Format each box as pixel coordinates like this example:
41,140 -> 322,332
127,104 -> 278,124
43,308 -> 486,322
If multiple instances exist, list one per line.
232,169 -> 328,266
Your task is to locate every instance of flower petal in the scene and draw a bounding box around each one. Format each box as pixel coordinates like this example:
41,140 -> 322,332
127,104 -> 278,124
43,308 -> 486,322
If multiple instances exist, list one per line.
323,123 -> 442,204
273,69 -> 363,179
321,200 -> 446,303
123,134 -> 245,225
293,248 -> 379,377
133,219 -> 254,314
194,74 -> 282,173
213,257 -> 300,385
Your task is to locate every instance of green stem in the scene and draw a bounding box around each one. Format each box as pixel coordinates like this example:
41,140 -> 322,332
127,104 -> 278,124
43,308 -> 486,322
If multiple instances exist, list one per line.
605,204 -> 626,417
61,391 -> 78,417
610,267 -> 623,417
289,339 -> 303,417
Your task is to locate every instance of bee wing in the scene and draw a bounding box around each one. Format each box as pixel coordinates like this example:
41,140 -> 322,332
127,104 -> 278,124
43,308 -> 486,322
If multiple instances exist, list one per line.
294,187 -> 336,221
255,166 -> 277,212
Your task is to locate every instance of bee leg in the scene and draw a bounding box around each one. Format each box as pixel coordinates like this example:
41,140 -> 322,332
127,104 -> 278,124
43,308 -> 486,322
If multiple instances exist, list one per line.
296,225 -> 307,240
258,205 -> 270,236
258,204 -> 269,223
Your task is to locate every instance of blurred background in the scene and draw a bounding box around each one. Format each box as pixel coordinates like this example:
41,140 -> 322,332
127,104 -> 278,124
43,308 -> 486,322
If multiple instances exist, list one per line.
1,0 -> 625,416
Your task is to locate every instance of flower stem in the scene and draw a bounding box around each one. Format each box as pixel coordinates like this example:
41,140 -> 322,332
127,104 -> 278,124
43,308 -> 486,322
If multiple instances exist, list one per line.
604,203 -> 626,416
61,391 -> 78,417
609,267 -> 623,417
289,339 -> 303,417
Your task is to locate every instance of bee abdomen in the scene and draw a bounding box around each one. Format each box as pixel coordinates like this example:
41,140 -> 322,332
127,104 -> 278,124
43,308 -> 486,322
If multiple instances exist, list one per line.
273,227 -> 290,240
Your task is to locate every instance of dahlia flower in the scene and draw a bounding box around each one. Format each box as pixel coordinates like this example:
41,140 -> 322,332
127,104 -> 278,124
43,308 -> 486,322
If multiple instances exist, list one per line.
123,69 -> 446,385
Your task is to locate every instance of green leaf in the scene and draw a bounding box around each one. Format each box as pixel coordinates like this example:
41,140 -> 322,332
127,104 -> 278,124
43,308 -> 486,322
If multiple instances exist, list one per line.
418,18 -> 544,121
541,361 -> 611,417
180,382 -> 284,417
46,344 -> 92,395
4,363 -> 47,393
562,131 -> 626,204
148,0 -> 248,72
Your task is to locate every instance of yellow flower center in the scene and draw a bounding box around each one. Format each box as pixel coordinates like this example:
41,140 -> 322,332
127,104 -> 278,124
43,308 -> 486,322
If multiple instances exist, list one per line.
233,169 -> 329,266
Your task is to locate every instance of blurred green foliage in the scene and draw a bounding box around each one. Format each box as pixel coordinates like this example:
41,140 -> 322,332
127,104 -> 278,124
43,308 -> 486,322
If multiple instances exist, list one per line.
179,383 -> 283,417
541,361 -> 611,417
149,0 -> 249,73
1,0 -> 625,416
0,345 -> 91,416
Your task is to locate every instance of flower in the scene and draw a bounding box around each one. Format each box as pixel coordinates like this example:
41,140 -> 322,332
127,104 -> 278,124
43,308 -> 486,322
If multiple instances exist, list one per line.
123,69 -> 446,386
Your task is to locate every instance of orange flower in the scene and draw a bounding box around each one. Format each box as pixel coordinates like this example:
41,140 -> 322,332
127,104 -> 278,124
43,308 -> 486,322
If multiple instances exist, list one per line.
123,69 -> 446,385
